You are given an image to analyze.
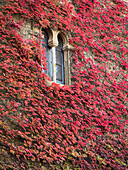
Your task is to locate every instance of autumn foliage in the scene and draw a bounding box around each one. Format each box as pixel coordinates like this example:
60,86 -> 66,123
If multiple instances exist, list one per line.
0,0 -> 128,169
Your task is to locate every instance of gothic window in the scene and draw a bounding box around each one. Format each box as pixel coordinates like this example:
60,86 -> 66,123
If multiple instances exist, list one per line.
42,28 -> 71,85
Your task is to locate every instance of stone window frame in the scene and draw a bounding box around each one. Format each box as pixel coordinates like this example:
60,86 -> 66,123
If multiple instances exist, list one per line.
41,27 -> 72,86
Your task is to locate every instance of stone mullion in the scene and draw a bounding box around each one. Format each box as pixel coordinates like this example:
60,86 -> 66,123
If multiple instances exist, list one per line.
52,47 -> 56,82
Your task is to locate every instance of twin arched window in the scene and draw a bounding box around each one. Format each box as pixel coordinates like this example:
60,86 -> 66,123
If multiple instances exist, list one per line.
42,29 -> 65,84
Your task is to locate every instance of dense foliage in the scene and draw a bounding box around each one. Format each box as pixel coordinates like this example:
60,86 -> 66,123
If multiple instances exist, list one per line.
0,0 -> 127,169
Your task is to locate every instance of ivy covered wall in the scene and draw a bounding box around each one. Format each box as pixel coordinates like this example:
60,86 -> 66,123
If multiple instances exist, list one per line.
0,0 -> 127,169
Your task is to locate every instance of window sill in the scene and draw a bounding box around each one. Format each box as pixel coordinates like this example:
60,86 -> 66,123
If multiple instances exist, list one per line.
46,80 -> 64,87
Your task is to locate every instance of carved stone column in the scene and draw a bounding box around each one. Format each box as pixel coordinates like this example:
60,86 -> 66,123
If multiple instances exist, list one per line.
63,44 -> 73,86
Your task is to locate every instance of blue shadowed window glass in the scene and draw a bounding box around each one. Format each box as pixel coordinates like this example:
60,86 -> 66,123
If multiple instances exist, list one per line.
56,35 -> 65,84
42,29 -> 53,81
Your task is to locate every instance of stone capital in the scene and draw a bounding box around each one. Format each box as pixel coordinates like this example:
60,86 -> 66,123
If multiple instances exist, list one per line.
63,44 -> 74,51
48,40 -> 58,47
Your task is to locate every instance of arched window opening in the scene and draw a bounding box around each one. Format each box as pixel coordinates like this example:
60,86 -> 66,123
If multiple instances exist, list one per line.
56,35 -> 65,84
42,29 -> 53,81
